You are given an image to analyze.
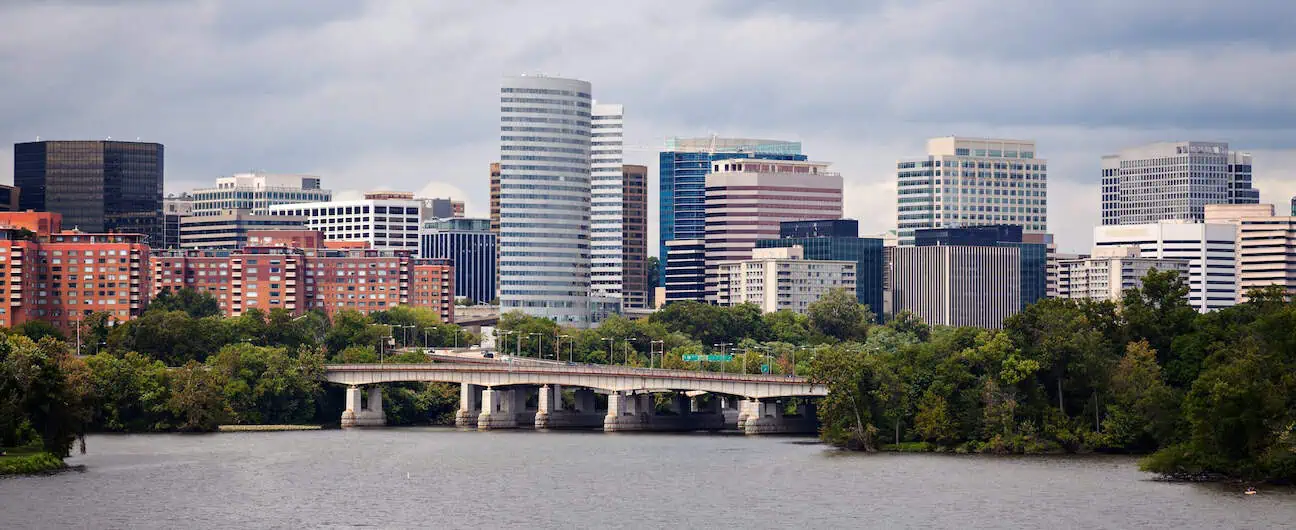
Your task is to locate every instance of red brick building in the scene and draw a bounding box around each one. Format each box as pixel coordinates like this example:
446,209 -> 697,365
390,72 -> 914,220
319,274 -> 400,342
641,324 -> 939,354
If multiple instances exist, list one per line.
153,247 -> 454,322
0,228 -> 151,330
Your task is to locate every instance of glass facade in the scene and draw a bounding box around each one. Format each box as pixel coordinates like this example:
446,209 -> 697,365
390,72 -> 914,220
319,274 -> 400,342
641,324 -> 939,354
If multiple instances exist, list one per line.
756,219 -> 884,321
14,141 -> 164,244
658,139 -> 806,281
421,222 -> 497,304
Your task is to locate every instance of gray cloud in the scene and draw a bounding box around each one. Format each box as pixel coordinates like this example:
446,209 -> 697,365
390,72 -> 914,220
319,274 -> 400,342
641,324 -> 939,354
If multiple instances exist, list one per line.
0,0 -> 1293,254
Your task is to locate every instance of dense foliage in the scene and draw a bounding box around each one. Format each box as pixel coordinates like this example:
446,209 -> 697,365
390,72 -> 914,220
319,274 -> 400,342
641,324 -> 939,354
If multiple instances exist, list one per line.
803,272 -> 1295,483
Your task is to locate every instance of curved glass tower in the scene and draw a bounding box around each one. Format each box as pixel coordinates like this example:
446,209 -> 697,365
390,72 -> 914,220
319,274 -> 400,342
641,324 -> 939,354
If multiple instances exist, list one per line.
498,75 -> 592,326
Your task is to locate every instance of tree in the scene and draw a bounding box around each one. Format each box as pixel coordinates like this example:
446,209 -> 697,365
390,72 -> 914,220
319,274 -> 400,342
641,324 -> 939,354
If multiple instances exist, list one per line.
324,310 -> 387,357
0,336 -> 90,456
1122,269 -> 1197,385
810,345 -> 882,450
148,287 -> 222,318
16,320 -> 66,344
1102,340 -> 1179,451
167,361 -> 230,431
807,288 -> 873,342
85,351 -> 173,432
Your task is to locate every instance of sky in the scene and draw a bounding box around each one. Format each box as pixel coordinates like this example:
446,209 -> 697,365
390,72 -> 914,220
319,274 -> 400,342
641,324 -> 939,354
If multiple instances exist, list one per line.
1,0 -> 1294,254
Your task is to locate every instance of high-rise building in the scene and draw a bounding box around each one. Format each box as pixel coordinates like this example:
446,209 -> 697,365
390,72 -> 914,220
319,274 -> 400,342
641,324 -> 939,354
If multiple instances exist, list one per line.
896,137 -> 1047,246
1093,221 -> 1238,312
498,75 -> 592,326
621,164 -> 649,310
420,218 -> 497,304
14,140 -> 164,243
590,103 -> 625,302
1290,196 -> 1295,216
913,225 -> 1047,309
756,219 -> 884,319
1204,204 -> 1296,302
891,245 -> 1023,329
1101,141 -> 1258,226
664,239 -> 705,303
714,246 -> 856,314
179,210 -> 307,249
1056,246 -> 1189,302
162,194 -> 193,249
659,137 -> 805,275
268,192 -> 423,251
489,162 -> 501,236
703,158 -> 843,300
154,246 -> 454,323
190,172 -> 330,216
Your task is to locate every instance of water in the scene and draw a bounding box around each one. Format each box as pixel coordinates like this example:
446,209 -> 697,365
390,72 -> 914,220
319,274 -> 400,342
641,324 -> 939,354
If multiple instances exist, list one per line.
2,429 -> 1292,529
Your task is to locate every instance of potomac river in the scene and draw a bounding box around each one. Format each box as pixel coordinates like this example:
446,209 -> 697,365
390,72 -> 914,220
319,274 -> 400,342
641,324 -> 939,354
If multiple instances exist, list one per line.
2,429 -> 1293,529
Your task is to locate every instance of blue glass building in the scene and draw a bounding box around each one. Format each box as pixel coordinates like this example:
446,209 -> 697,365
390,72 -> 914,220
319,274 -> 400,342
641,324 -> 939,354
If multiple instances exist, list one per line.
755,219 -> 884,321
420,218 -> 496,304
913,224 -> 1046,308
659,137 -> 805,300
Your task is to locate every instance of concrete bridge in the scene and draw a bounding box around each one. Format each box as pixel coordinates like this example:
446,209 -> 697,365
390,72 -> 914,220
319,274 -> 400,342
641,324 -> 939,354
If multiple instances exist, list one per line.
324,363 -> 826,435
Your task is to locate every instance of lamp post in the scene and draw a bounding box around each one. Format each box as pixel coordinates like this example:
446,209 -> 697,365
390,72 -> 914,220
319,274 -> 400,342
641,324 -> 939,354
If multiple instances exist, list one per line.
500,330 -> 515,357
560,334 -> 572,362
528,333 -> 543,359
713,342 -> 731,373
601,338 -> 614,365
650,340 -> 664,368
622,338 -> 637,365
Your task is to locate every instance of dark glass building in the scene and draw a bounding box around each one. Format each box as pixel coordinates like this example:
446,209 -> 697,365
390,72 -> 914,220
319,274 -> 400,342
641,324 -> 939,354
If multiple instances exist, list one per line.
756,219 -> 885,321
913,224 -> 1046,308
14,140 -> 164,244
421,218 -> 497,304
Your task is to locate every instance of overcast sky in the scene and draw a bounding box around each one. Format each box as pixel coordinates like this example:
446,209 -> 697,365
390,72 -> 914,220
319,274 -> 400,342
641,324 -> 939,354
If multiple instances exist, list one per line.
2,0 -> 1294,253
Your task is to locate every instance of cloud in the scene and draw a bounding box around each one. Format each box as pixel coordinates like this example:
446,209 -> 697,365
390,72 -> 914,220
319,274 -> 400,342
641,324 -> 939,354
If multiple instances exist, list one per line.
0,0 -> 1293,256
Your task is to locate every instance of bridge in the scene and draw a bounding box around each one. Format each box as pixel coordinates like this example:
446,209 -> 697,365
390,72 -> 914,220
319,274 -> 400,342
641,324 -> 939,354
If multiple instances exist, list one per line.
324,362 -> 827,435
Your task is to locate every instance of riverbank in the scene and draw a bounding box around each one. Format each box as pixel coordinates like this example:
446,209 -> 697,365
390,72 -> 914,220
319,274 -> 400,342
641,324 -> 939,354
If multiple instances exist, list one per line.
217,425 -> 322,432
0,448 -> 66,476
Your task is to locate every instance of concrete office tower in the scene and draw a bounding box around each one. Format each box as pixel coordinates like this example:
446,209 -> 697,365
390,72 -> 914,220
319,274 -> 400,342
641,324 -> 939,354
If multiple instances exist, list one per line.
190,172 -> 331,216
14,140 -> 164,243
590,103 -> 625,302
1093,221 -> 1238,312
268,192 -> 423,251
498,75 -> 592,326
162,194 -> 193,249
714,246 -> 856,314
1101,141 -> 1258,226
179,209 -> 305,249
914,225 -> 1048,309
895,137 -> 1047,246
703,158 -> 843,300
659,137 -> 805,282
1205,204 -> 1296,302
891,245 -> 1024,329
1057,246 -> 1189,302
621,165 -> 649,310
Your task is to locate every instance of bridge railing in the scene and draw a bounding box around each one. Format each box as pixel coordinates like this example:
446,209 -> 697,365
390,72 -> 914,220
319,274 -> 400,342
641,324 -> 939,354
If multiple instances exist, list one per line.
324,362 -> 815,385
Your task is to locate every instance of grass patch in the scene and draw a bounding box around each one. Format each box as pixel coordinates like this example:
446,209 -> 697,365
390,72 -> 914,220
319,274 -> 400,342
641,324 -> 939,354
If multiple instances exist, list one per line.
0,449 -> 66,476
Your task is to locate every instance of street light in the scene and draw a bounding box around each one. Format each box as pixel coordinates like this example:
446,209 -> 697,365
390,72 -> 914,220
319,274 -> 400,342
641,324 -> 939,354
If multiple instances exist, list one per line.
713,342 -> 732,373
650,340 -> 665,368
601,338 -> 615,365
559,334 -> 573,362
528,333 -> 542,359
499,330 -> 515,357
622,338 -> 637,365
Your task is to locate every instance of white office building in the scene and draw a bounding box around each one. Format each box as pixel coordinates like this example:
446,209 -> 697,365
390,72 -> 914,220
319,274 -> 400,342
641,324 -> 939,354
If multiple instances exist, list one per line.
1204,203 -> 1296,302
191,172 -> 331,216
590,103 -> 624,302
268,192 -> 423,251
1093,221 -> 1238,312
713,246 -> 856,314
896,137 -> 1047,246
891,245 -> 1023,328
1101,141 -> 1258,226
1056,246 -> 1189,302
498,75 -> 592,327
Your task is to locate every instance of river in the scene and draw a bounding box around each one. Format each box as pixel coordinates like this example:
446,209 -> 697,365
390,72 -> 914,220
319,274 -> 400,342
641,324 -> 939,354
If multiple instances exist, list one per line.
1,429 -> 1292,529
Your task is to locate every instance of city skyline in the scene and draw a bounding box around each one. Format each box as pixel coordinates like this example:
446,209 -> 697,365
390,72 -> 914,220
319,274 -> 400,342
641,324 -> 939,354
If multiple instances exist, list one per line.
0,1 -> 1294,254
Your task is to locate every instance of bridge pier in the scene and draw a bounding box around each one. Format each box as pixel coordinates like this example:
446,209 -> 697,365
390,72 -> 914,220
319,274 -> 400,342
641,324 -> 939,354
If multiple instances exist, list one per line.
477,387 -> 518,430
743,399 -> 818,435
455,384 -> 482,428
603,391 -> 646,431
341,385 -> 386,428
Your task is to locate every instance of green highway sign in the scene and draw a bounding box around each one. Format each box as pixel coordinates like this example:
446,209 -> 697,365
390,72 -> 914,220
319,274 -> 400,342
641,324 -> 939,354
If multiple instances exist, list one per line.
682,354 -> 734,362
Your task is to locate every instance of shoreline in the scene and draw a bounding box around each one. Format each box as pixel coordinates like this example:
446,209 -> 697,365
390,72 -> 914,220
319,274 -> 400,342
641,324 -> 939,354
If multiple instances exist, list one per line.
0,452 -> 67,476
217,425 -> 323,432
